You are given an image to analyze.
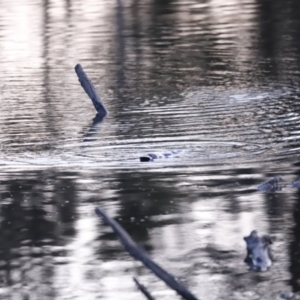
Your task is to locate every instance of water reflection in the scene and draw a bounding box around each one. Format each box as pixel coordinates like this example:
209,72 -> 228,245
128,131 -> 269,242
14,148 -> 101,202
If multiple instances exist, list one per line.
0,166 -> 298,298
0,171 -> 77,299
82,113 -> 106,142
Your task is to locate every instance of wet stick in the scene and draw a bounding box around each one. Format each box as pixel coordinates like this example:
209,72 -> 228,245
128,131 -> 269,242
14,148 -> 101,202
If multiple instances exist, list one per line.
133,277 -> 156,300
95,207 -> 199,300
75,64 -> 108,117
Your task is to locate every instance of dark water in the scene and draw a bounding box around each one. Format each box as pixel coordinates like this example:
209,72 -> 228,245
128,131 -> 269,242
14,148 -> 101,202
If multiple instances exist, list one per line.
1,0 -> 300,299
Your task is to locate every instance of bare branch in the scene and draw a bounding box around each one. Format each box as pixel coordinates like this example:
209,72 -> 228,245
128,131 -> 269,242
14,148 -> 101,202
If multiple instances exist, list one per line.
95,207 -> 199,300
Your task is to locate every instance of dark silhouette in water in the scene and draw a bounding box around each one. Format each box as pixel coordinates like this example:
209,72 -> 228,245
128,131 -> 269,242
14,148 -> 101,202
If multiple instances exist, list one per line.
140,150 -> 182,162
75,64 -> 108,141
133,277 -> 156,300
256,176 -> 300,192
75,64 -> 108,117
244,230 -> 275,271
257,176 -> 283,192
95,207 -> 199,300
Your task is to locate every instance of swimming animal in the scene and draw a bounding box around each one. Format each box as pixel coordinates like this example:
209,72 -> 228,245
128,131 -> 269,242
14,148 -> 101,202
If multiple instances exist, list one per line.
244,230 -> 275,271
140,150 -> 182,162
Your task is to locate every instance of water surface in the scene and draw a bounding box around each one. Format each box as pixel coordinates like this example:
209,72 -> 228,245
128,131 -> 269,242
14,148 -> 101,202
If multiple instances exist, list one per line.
1,0 -> 300,299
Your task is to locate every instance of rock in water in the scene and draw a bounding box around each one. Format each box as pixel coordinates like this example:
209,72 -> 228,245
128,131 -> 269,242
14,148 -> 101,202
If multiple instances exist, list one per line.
244,230 -> 275,271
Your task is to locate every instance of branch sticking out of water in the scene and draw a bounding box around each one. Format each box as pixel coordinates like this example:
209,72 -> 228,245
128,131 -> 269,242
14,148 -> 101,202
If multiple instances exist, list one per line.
256,176 -> 282,192
95,207 -> 199,300
133,277 -> 156,300
75,64 -> 108,117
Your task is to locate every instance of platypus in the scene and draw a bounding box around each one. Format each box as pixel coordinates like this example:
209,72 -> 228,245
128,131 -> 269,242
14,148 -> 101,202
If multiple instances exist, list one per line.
140,150 -> 182,162
244,230 -> 275,271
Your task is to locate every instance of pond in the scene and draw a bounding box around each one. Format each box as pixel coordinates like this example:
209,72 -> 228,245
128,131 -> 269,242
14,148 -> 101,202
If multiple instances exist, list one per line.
1,0 -> 300,299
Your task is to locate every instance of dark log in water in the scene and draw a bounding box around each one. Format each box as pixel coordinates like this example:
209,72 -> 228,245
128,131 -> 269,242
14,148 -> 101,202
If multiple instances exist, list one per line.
133,277 -> 156,300
95,207 -> 199,300
75,64 -> 108,117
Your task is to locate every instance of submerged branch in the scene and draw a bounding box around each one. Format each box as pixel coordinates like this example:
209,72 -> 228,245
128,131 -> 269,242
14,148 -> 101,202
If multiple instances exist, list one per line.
95,207 -> 199,300
133,277 -> 156,300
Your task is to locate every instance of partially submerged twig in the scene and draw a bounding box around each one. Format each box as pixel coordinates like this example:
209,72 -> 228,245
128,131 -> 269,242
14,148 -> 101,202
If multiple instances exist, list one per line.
75,64 -> 108,117
133,277 -> 156,300
256,176 -> 282,192
95,207 -> 199,300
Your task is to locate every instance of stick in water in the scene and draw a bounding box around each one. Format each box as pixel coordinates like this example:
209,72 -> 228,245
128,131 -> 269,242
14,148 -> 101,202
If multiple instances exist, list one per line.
133,277 -> 156,300
75,64 -> 109,117
95,207 -> 199,300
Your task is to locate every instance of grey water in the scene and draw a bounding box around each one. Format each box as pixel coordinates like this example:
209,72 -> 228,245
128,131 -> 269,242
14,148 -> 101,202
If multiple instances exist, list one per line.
1,0 -> 300,299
